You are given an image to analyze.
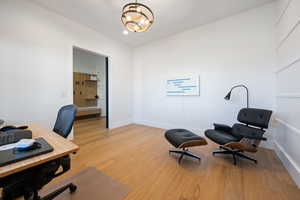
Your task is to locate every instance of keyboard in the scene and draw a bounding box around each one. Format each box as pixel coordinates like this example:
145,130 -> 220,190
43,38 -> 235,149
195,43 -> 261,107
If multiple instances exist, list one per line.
0,130 -> 32,146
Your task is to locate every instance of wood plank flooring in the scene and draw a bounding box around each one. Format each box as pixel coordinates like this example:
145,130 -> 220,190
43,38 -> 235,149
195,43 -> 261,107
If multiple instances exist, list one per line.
68,119 -> 300,200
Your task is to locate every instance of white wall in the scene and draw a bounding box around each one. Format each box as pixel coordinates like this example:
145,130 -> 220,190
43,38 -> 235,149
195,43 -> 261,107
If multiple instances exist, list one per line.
0,0 -> 132,130
73,48 -> 107,116
273,0 -> 300,188
133,3 -> 277,148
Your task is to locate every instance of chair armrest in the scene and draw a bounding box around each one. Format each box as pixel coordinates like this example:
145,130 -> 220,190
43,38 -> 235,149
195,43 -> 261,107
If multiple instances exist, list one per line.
224,141 -> 258,153
213,123 -> 232,132
243,135 -> 267,141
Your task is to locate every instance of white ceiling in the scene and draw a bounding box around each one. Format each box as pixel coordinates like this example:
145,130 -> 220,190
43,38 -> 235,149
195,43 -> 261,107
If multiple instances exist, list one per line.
30,0 -> 274,47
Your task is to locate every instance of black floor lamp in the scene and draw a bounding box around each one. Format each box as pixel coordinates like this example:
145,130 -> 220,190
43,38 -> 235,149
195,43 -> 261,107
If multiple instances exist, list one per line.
224,85 -> 249,108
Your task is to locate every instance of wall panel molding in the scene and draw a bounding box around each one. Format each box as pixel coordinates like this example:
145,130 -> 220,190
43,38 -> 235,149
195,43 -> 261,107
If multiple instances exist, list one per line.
275,0 -> 300,189
274,117 -> 300,187
275,56 -> 300,73
276,93 -> 300,98
276,0 -> 293,26
277,19 -> 300,50
275,118 -> 300,135
274,140 -> 300,188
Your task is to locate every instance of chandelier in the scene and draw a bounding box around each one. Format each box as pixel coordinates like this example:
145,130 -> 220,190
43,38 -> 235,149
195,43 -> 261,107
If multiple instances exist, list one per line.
121,0 -> 154,33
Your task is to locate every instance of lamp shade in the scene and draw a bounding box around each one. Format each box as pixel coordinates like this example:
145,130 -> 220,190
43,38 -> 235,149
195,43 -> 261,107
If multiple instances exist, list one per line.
224,91 -> 231,100
224,85 -> 249,108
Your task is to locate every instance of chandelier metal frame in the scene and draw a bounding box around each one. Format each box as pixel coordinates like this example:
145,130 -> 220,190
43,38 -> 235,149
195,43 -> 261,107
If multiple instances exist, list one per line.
121,0 -> 154,33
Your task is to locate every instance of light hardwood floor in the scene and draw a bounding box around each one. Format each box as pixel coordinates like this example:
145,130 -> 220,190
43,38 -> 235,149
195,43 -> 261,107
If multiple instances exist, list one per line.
70,119 -> 300,200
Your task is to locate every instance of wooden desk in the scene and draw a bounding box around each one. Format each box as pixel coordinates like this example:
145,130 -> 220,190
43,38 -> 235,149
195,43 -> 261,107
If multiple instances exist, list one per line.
0,123 -> 79,178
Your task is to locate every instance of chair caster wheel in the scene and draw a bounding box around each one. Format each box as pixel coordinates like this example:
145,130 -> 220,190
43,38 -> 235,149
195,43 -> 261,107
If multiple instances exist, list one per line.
69,184 -> 77,193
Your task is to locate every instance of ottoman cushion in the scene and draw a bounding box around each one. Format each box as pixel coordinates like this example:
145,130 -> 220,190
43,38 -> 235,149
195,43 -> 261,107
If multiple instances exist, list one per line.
165,129 -> 207,148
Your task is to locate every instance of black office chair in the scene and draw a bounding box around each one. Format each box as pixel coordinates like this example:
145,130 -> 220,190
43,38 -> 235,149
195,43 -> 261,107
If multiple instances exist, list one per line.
0,104 -> 77,200
53,104 -> 77,138
205,108 -> 272,165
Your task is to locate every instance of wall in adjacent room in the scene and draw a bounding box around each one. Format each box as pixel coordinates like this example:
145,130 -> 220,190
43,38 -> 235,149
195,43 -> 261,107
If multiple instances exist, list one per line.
133,3 -> 277,148
273,0 -> 300,188
95,57 -> 107,117
73,47 -> 105,75
73,48 -> 107,116
0,0 -> 132,130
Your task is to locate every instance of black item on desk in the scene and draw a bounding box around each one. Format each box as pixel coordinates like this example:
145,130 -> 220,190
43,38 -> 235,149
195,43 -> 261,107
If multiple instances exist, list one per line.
0,125 -> 29,132
0,137 -> 53,167
0,129 -> 32,146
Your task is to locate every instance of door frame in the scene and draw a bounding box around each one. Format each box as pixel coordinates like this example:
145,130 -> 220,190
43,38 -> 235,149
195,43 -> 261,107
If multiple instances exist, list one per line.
72,46 -> 110,129
105,57 -> 109,129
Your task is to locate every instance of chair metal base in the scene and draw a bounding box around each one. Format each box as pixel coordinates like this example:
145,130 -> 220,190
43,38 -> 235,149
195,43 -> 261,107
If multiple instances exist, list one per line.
213,146 -> 257,165
22,183 -> 77,200
169,148 -> 201,163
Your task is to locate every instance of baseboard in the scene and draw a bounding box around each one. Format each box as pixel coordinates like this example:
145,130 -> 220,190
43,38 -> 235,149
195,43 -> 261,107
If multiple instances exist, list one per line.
134,120 -> 206,136
260,141 -> 274,150
273,141 -> 300,188
134,120 -> 276,149
110,119 -> 132,129
134,120 -> 174,130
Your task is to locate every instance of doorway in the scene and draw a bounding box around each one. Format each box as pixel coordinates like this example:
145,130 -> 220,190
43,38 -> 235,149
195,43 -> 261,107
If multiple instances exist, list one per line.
72,47 -> 109,137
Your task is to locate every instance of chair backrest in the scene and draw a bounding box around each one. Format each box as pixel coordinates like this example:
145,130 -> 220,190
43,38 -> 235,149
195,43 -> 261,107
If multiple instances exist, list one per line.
237,108 -> 272,129
53,105 -> 77,138
231,108 -> 273,141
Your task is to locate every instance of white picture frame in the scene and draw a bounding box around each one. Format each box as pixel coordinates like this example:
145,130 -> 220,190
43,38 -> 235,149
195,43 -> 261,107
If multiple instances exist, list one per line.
166,75 -> 200,96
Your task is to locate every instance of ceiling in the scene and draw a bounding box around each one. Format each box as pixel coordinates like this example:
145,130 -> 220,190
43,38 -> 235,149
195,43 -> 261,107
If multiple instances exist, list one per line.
30,0 -> 274,47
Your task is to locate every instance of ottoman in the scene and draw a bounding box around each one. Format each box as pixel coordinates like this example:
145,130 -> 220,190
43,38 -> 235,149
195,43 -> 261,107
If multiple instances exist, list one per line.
165,129 -> 207,163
